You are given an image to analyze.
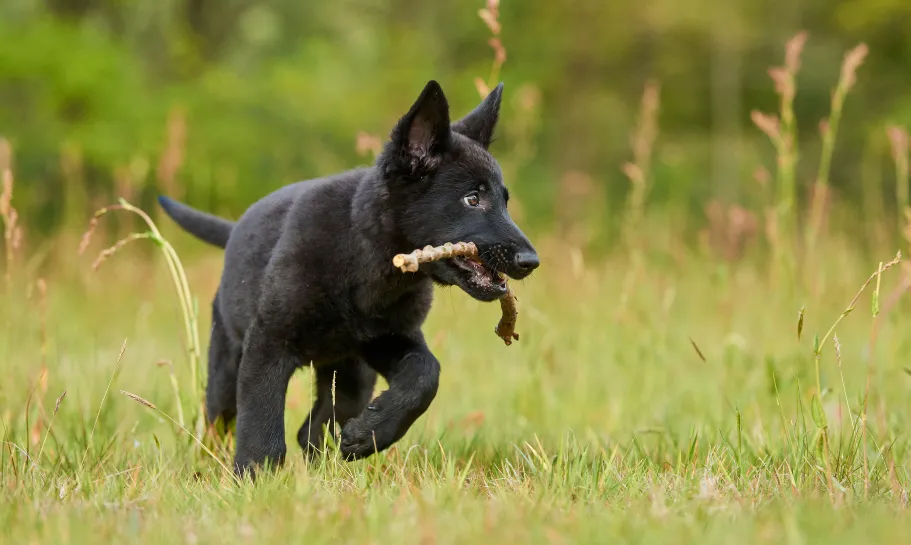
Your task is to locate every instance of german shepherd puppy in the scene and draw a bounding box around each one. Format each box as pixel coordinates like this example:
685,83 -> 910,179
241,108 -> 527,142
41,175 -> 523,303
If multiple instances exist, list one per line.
158,81 -> 539,476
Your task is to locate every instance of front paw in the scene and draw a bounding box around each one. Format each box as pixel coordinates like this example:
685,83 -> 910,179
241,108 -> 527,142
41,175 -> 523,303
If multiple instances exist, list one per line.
339,419 -> 380,460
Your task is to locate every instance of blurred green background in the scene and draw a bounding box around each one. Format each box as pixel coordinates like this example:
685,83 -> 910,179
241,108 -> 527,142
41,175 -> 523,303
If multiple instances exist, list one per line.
2,0 -> 911,246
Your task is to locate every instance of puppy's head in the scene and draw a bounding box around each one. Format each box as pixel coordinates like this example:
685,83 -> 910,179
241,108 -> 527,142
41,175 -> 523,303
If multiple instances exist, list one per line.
377,80 -> 539,302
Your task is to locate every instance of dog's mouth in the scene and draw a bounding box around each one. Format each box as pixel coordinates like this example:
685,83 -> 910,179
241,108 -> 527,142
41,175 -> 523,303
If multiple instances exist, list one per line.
447,255 -> 508,301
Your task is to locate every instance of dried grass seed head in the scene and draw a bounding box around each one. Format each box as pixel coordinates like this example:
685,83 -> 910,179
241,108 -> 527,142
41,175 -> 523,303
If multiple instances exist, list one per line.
840,43 -> 869,91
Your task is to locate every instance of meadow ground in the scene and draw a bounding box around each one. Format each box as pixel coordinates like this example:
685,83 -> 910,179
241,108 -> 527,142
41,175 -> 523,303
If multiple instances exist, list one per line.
2,217 -> 911,544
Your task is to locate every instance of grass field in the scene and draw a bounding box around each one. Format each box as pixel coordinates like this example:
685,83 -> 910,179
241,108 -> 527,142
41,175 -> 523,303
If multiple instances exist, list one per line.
2,209 -> 911,543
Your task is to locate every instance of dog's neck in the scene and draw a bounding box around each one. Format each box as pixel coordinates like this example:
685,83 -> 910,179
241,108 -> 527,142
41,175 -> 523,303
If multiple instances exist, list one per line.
349,169 -> 433,308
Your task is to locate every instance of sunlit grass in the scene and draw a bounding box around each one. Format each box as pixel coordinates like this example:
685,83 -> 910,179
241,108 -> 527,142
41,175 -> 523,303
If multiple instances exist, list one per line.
1,224 -> 910,542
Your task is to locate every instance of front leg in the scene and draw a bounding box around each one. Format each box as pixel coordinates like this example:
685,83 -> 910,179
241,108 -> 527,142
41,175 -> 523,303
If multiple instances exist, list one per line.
234,318 -> 298,477
340,333 -> 440,460
297,359 -> 377,457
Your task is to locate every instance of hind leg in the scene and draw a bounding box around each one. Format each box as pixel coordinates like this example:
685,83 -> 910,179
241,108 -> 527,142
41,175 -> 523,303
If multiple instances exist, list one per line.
205,303 -> 241,430
297,359 -> 377,456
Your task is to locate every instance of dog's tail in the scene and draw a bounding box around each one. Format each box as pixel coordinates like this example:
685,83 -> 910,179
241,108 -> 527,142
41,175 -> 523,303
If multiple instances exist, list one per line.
157,196 -> 234,249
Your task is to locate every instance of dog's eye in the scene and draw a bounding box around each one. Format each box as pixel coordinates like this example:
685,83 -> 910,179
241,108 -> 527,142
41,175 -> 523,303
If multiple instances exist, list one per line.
462,192 -> 481,208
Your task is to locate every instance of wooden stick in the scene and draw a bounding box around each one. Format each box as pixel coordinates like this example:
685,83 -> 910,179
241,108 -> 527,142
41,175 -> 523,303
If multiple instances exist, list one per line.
392,242 -> 478,273
495,290 -> 519,345
392,241 -> 520,345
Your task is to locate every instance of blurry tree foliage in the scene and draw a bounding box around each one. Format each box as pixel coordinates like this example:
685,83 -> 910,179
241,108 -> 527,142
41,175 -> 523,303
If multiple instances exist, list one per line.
1,0 -> 910,241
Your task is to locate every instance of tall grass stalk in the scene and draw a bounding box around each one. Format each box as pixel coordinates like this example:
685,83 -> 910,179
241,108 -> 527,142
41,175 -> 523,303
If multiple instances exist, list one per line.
752,32 -> 806,284
616,81 -> 660,321
813,251 -> 901,375
80,198 -> 203,434
806,43 -> 869,251
774,33 -> 805,240
861,135 -> 887,248
888,125 -> 910,237
0,138 -> 22,287
810,251 -> 901,495
475,0 -> 506,97
119,390 -> 237,482
78,338 -> 128,472
621,80 -> 661,250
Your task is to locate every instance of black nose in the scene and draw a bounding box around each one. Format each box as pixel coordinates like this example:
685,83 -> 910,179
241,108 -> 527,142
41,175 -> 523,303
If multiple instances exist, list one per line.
514,252 -> 540,273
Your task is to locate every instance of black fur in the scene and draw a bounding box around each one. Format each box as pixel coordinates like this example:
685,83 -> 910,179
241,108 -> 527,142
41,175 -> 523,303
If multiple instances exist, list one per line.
158,80 -> 539,477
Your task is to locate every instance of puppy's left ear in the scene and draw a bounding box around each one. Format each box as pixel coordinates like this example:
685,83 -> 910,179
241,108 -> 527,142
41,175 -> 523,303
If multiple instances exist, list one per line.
388,80 -> 452,175
452,83 -> 503,149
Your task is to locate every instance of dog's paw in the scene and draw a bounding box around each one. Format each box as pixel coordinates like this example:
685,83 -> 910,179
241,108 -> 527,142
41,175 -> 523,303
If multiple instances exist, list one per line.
339,420 -> 380,460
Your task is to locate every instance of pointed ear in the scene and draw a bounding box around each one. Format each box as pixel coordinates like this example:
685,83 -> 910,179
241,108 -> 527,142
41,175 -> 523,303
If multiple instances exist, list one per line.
388,80 -> 452,175
452,82 -> 503,149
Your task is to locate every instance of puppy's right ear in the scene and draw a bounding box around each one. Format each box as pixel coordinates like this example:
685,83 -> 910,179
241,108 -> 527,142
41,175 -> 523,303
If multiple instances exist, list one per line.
452,82 -> 503,149
385,80 -> 452,177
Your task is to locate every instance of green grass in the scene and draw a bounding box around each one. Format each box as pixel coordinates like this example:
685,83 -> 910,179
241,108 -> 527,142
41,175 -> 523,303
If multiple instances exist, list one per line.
2,223 -> 911,543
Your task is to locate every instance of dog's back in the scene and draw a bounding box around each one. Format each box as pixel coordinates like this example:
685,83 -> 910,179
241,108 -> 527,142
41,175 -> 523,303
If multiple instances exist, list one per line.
218,168 -> 375,345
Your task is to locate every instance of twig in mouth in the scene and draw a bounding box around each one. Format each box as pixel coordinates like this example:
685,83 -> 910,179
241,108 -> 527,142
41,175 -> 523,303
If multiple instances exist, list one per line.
392,241 -> 520,345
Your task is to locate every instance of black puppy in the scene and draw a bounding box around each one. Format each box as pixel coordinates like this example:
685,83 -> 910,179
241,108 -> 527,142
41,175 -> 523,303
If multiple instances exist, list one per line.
158,80 -> 539,476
